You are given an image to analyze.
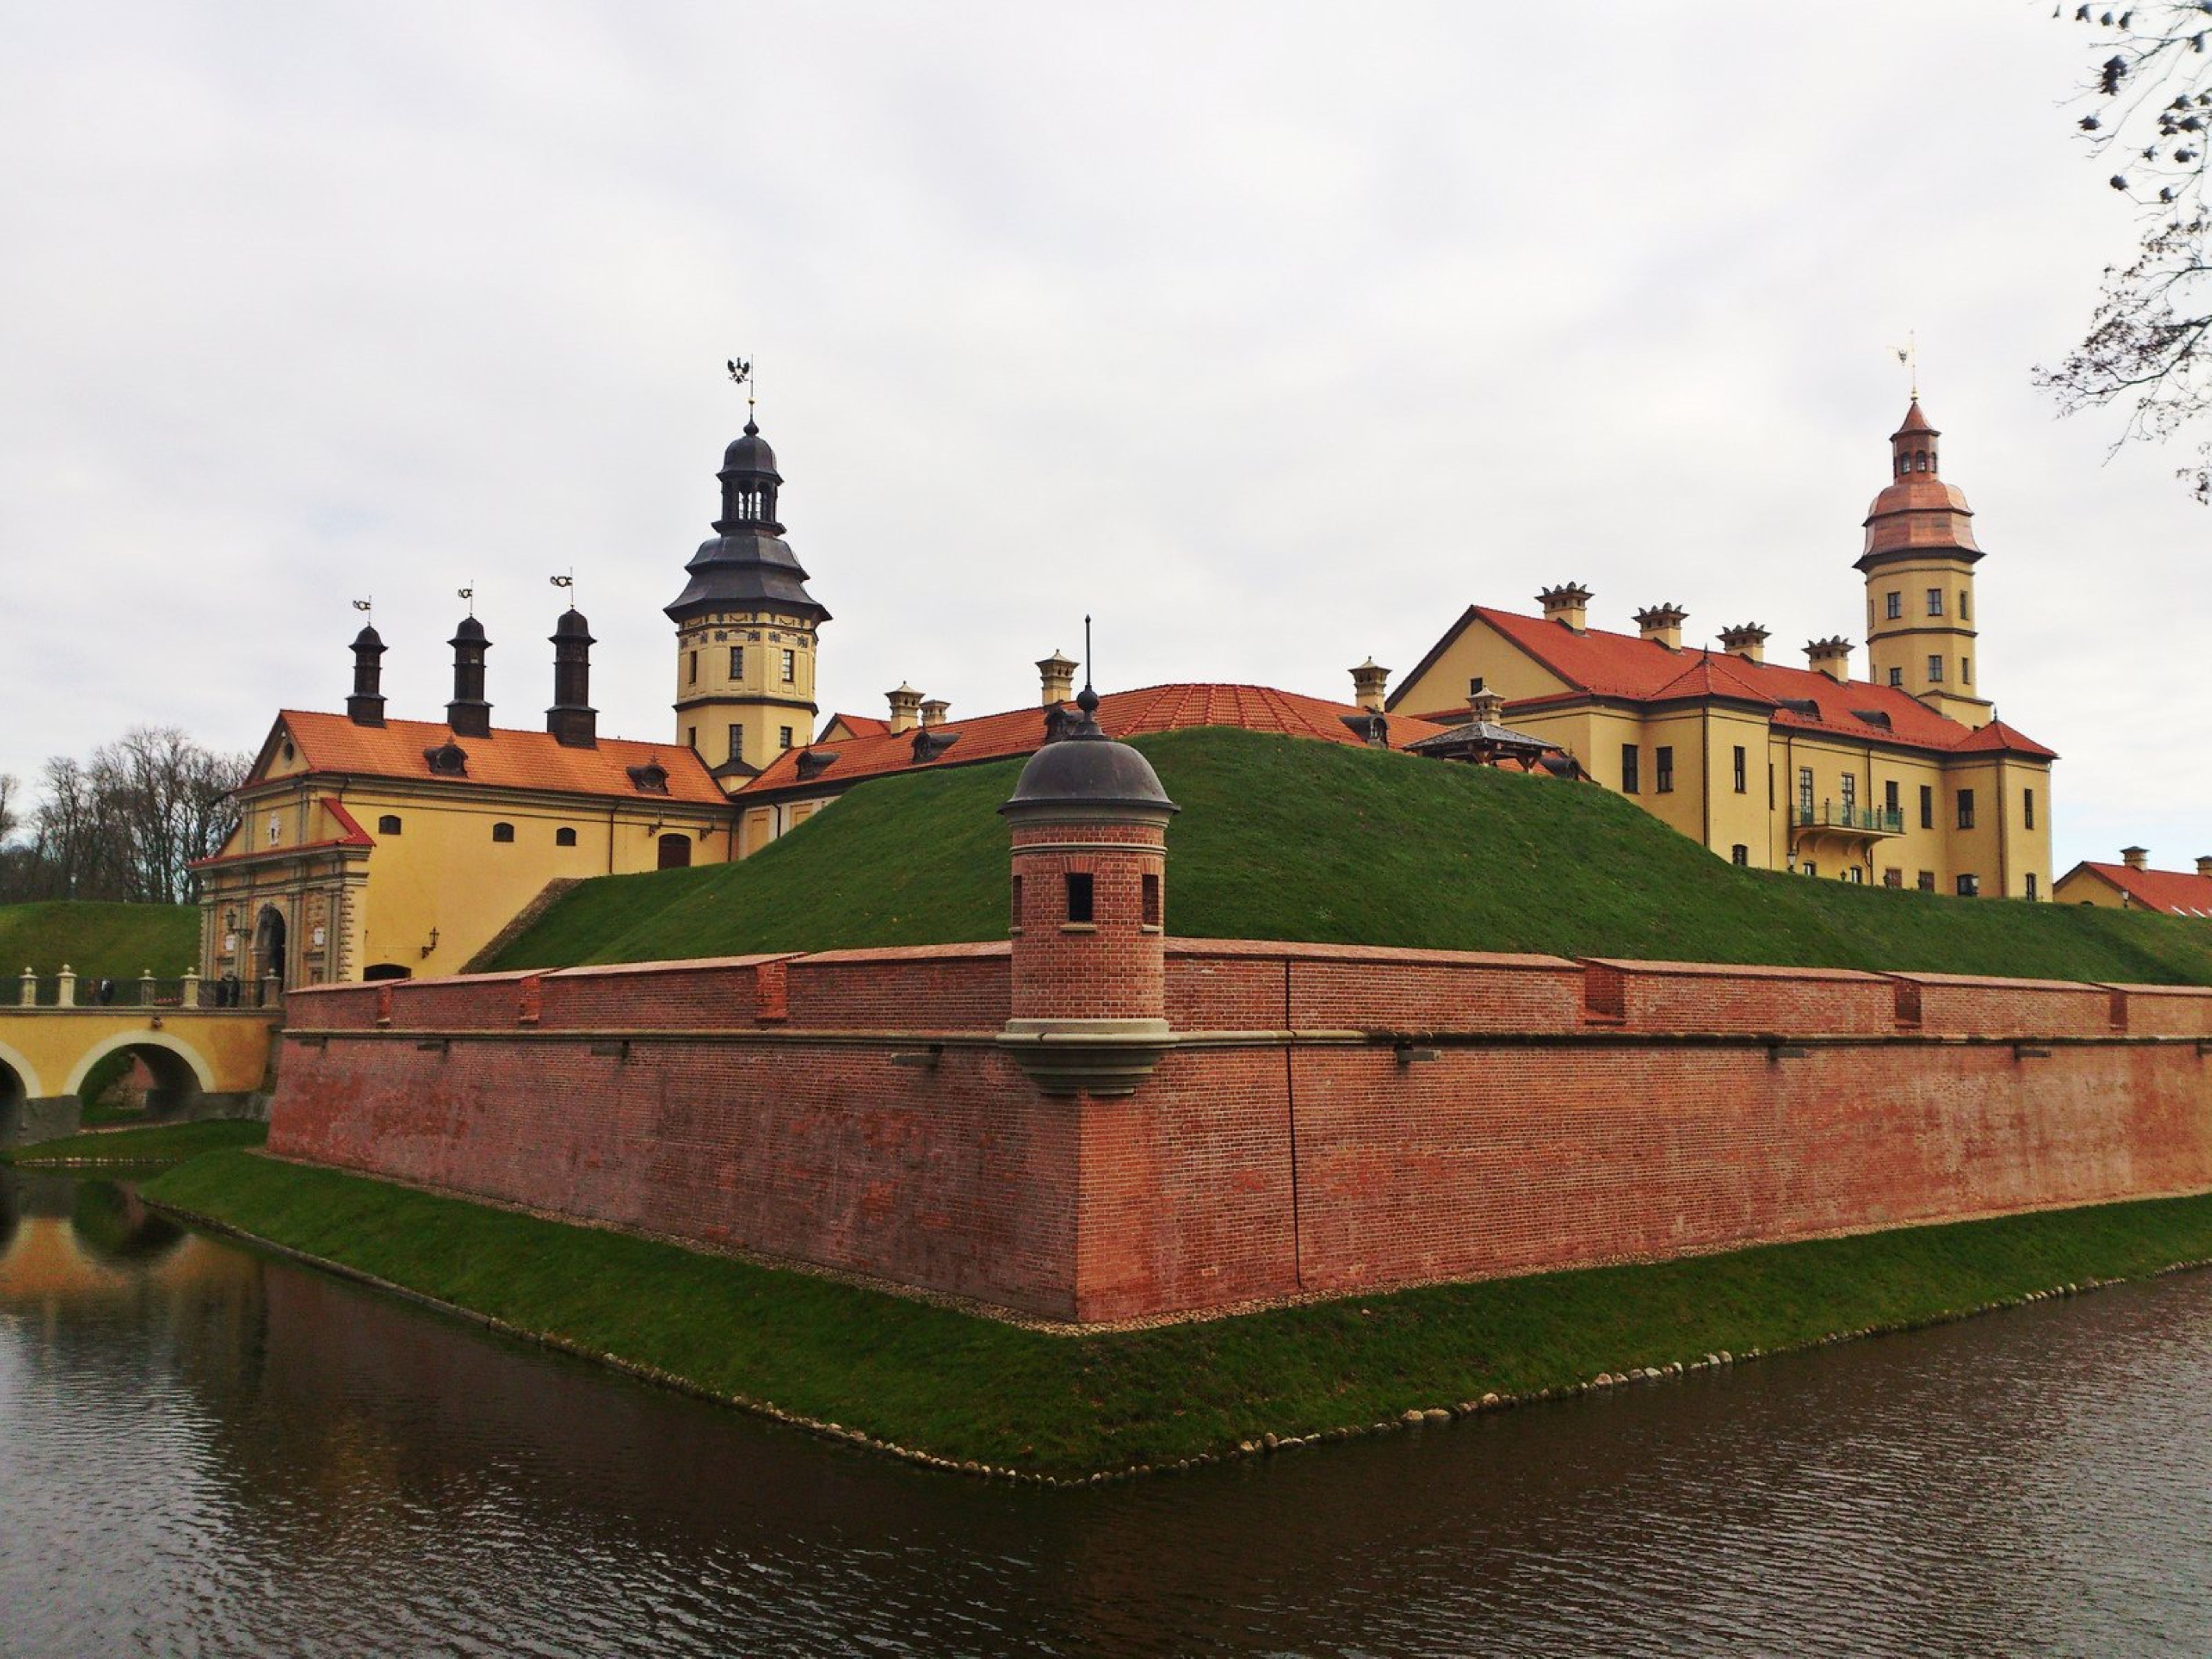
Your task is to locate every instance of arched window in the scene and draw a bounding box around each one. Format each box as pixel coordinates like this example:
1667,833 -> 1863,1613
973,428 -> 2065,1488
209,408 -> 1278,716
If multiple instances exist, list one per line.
377,815 -> 402,836
555,826 -> 577,847
492,822 -> 515,843
657,833 -> 692,869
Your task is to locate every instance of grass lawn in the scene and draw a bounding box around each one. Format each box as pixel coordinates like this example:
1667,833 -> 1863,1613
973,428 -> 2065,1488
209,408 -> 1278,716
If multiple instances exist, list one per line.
3,1120 -> 268,1167
485,728 -> 2212,987
0,899 -> 199,983
145,1147 -> 2212,1478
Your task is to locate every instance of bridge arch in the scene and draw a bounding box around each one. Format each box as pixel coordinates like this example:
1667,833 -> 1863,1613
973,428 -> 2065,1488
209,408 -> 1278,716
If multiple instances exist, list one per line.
63,1031 -> 215,1107
0,1039 -> 45,1107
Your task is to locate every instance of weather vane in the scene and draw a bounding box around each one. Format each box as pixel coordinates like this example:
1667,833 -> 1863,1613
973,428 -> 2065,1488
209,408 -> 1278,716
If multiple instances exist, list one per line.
351,597 -> 372,617
727,355 -> 755,422
1893,331 -> 1919,401
550,570 -> 576,606
458,585 -> 474,615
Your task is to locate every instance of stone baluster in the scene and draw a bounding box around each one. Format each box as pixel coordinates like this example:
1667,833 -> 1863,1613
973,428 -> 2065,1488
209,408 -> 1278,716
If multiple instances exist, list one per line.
56,964 -> 77,1007
181,967 -> 200,1009
18,967 -> 33,1008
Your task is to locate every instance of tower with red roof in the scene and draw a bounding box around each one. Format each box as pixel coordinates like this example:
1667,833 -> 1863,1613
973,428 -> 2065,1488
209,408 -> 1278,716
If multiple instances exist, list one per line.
1857,400 -> 1991,729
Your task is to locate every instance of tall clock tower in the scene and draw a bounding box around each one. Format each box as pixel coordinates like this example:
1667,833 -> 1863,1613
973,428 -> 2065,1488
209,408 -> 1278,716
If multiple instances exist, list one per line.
665,413 -> 830,779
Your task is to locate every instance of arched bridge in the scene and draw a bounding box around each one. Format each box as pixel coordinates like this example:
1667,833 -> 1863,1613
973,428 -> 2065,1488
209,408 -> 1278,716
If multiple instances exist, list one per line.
0,1008 -> 280,1147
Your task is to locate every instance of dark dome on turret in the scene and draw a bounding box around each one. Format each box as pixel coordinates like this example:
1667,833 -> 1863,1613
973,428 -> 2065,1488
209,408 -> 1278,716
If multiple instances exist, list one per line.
722,420 -> 780,479
1002,692 -> 1179,816
351,623 -> 384,651
451,615 -> 486,644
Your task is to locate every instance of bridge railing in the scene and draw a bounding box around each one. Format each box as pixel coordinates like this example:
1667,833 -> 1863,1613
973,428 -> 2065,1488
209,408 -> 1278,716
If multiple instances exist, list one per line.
12,970 -> 281,1011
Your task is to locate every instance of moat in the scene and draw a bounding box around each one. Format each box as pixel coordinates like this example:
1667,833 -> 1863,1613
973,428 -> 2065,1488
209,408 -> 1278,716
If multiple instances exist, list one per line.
4,1166 -> 2212,1657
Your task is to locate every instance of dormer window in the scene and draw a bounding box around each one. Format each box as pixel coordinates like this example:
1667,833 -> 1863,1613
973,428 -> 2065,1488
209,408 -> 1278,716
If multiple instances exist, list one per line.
796,750 -> 840,782
626,761 -> 670,795
910,729 -> 961,764
424,742 -> 469,776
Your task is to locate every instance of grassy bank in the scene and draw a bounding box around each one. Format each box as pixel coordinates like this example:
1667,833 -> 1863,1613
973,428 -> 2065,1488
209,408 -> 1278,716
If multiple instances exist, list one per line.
145,1148 -> 2212,1478
4,1120 -> 267,1168
486,728 -> 2212,986
0,899 -> 198,982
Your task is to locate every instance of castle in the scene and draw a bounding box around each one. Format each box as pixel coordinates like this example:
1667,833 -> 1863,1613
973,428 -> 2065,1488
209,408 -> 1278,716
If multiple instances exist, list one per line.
191,388 -> 2059,988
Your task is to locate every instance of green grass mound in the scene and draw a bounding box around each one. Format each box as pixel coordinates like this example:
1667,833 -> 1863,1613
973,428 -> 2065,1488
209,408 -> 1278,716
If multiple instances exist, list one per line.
144,1149 -> 2212,1477
0,900 -> 199,983
487,727 -> 2212,985
3,1120 -> 268,1167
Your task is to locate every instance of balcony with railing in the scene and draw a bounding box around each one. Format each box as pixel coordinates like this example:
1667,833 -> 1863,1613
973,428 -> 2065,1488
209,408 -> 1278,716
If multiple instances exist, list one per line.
1791,800 -> 1904,838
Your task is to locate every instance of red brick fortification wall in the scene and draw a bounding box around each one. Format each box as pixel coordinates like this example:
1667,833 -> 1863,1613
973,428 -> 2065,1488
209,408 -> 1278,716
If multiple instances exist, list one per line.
269,945 -> 2212,1325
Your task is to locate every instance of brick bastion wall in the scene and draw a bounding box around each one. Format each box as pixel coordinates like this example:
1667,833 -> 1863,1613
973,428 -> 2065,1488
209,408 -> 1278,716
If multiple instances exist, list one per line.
263,942 -> 2212,1324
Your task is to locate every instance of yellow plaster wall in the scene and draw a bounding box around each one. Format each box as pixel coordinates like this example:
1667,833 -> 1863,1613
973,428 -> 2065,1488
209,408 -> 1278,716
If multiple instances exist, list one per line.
673,609 -> 819,770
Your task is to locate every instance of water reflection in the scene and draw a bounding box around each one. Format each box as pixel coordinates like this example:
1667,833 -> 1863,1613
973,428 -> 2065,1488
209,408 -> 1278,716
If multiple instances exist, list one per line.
4,1163 -> 2212,1656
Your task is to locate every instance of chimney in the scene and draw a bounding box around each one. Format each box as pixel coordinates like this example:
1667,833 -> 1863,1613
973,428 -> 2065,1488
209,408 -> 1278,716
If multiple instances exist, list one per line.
1804,636 -> 1852,682
1537,582 -> 1592,631
546,608 -> 597,748
1037,650 -> 1078,707
1634,603 -> 1688,651
447,615 -> 492,738
346,625 -> 387,727
1717,622 -> 1769,664
886,682 -> 923,735
1467,676 -> 1507,726
1349,657 -> 1390,712
2123,845 -> 2150,871
920,697 -> 950,729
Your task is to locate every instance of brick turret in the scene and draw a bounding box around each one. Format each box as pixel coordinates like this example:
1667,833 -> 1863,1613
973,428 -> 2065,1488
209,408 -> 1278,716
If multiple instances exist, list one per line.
997,684 -> 1179,1095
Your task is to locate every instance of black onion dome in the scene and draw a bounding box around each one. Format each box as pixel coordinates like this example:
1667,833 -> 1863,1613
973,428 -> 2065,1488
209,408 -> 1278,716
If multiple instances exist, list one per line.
722,420 -> 780,479
552,607 -> 593,641
451,615 -> 487,644
1002,711 -> 1178,816
351,624 -> 385,651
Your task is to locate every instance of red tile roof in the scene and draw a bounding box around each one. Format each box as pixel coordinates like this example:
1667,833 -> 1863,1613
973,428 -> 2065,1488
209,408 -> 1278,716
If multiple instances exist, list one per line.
2062,862 -> 2212,917
267,711 -> 728,805
1397,606 -> 2055,759
744,683 -> 1449,797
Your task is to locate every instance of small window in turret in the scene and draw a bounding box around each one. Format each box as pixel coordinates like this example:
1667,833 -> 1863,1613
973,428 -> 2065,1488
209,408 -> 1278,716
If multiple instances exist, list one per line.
1142,873 -> 1161,929
1065,872 -> 1094,924
730,646 -> 744,678
1958,591 -> 1970,621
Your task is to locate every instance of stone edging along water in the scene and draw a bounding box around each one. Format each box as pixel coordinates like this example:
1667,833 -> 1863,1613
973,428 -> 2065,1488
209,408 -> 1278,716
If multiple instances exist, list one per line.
140,1189 -> 2212,1488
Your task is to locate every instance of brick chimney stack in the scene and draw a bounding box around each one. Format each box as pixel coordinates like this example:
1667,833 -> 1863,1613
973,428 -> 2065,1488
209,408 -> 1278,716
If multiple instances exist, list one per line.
1538,582 -> 1591,631
2124,845 -> 2150,871
997,684 -> 1179,1096
885,682 -> 923,735
920,697 -> 950,730
1635,604 -> 1688,651
2196,855 -> 2212,878
447,614 -> 492,738
1805,636 -> 1853,683
1037,650 -> 1078,707
546,609 -> 598,748
1717,623 -> 1769,664
1349,658 -> 1390,712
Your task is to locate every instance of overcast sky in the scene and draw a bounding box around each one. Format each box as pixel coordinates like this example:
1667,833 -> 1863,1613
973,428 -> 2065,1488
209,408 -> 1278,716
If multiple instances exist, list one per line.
2,2 -> 2201,875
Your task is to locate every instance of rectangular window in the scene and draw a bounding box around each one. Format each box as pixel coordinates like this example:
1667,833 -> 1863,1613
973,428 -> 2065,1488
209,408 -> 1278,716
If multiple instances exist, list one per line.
779,726 -> 794,750
1917,870 -> 1936,892
1919,785 -> 1934,830
1798,767 -> 1814,817
1961,657 -> 1972,685
1957,789 -> 1976,830
1802,861 -> 1818,878
1885,591 -> 1903,621
2023,787 -> 2035,830
688,650 -> 699,685
1884,780 -> 1900,816
1927,655 -> 1945,683
1620,744 -> 1639,794
1064,871 -> 1095,924
780,648 -> 796,682
728,725 -> 743,765
1957,873 -> 1981,898
1925,588 -> 1944,616
1731,844 -> 1749,867
1883,867 -> 1903,888
1732,746 -> 1747,794
687,725 -> 697,751
1888,666 -> 1904,688
2025,872 -> 2039,901
729,646 -> 744,679
1959,590 -> 1971,621
1655,746 -> 1674,794
1141,872 -> 1162,928
1845,866 -> 1864,884
1010,875 -> 1023,932
1840,774 -> 1858,814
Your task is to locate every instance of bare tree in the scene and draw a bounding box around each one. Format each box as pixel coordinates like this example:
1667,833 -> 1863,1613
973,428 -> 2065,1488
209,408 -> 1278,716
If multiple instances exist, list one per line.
0,732 -> 248,905
2039,5 -> 2212,502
